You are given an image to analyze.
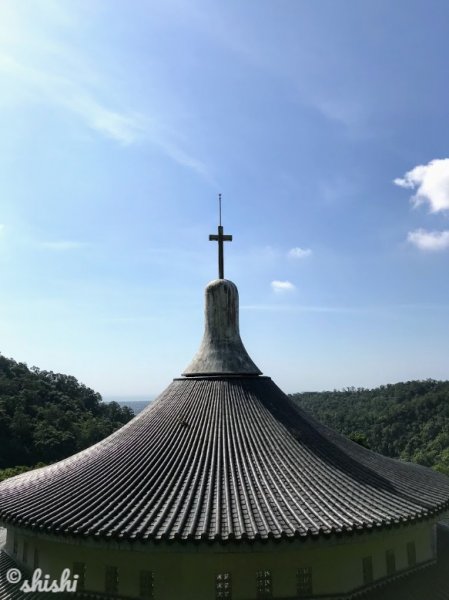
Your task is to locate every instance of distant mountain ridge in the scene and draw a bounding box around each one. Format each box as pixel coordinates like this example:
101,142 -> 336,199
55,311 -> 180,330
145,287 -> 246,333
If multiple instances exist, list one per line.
291,379 -> 449,475
104,396 -> 153,415
117,400 -> 150,415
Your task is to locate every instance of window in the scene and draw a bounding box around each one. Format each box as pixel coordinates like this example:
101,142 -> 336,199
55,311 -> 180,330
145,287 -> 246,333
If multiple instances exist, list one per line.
33,548 -> 39,570
362,556 -> 373,585
256,570 -> 272,599
73,562 -> 86,591
297,566 -> 313,596
215,572 -> 232,600
140,570 -> 154,599
407,541 -> 417,567
386,549 -> 396,576
105,566 -> 118,595
22,541 -> 28,564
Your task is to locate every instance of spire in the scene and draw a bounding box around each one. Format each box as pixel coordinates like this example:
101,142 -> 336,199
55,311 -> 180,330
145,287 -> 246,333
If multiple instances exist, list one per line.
209,194 -> 232,279
182,278 -> 262,376
183,200 -> 260,376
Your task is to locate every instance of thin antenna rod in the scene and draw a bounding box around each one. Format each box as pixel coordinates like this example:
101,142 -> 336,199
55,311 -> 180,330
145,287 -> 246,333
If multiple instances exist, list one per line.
218,193 -> 222,226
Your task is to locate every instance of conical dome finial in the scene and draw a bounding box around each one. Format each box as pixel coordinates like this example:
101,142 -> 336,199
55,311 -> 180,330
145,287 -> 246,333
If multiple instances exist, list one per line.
182,279 -> 262,377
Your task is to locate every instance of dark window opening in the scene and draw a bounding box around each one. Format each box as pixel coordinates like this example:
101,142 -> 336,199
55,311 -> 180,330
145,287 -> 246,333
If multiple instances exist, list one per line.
362,556 -> 373,585
140,570 -> 155,599
256,569 -> 272,599
407,541 -> 417,567
105,565 -> 118,595
297,566 -> 313,596
216,572 -> 232,599
386,549 -> 396,576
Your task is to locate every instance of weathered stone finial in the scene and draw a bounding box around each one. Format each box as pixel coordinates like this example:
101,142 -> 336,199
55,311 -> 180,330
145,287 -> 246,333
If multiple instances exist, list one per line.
182,279 -> 262,377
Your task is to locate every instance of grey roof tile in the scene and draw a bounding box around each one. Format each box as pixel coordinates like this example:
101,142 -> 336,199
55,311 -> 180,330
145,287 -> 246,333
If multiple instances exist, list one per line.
0,376 -> 448,542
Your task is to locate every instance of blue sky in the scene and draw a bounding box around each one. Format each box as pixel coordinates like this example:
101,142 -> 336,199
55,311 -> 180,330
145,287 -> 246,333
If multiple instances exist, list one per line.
1,0 -> 449,398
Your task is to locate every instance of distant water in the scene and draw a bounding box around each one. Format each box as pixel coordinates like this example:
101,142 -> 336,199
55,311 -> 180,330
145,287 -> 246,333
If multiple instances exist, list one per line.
104,396 -> 153,416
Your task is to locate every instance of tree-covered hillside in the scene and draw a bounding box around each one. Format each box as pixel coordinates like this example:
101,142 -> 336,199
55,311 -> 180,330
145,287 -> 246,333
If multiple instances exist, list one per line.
0,354 -> 134,473
2,354 -> 448,483
291,379 -> 449,475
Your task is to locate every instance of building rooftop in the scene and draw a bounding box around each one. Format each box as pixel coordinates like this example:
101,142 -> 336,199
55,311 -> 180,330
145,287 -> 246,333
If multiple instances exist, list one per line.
0,277 -> 448,542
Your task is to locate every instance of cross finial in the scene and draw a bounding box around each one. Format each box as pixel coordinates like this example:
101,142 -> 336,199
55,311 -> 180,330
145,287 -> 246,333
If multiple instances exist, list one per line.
209,194 -> 232,279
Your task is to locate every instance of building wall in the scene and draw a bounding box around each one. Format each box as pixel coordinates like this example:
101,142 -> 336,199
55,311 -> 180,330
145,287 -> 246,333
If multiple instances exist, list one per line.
2,520 -> 437,599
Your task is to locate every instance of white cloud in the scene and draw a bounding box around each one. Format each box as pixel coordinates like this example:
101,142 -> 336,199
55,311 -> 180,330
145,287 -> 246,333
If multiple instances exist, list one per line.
407,229 -> 449,251
288,247 -> 312,259
271,280 -> 295,293
40,241 -> 87,251
394,158 -> 449,213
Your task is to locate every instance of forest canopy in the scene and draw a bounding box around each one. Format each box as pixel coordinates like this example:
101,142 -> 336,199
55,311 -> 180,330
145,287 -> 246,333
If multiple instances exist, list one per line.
1,352 -> 448,483
0,354 -> 133,473
291,379 -> 449,476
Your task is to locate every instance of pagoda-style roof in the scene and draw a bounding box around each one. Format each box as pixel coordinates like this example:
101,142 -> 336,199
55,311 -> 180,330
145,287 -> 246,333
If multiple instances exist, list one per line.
0,374 -> 448,541
0,278 -> 448,542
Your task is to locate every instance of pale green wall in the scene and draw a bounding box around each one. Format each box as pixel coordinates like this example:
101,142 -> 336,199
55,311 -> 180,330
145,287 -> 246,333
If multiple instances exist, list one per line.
2,520 -> 437,599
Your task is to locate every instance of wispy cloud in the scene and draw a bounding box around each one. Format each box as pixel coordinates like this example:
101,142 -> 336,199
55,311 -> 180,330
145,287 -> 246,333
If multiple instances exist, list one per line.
100,316 -> 158,324
394,158 -> 449,213
0,4 -> 209,177
311,96 -> 367,131
67,94 -> 147,146
153,136 -> 210,179
242,304 -> 356,313
271,280 -> 295,293
288,247 -> 312,259
0,49 -> 145,146
241,303 -> 449,314
40,241 -> 87,251
407,229 -> 449,251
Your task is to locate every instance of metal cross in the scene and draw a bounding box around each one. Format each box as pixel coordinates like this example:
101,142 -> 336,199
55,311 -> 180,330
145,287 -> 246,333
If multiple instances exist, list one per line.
209,194 -> 232,279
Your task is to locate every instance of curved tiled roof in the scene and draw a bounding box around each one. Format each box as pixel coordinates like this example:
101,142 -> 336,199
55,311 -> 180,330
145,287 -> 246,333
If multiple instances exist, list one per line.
0,375 -> 448,542
1,278 -> 449,543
